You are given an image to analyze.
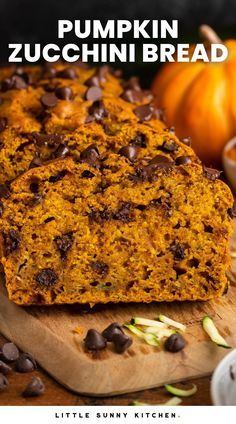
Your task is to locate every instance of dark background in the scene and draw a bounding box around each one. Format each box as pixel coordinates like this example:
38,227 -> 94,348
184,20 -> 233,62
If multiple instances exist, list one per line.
0,0 -> 236,82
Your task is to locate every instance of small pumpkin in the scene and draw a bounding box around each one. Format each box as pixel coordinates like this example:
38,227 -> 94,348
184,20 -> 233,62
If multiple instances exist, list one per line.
152,25 -> 236,167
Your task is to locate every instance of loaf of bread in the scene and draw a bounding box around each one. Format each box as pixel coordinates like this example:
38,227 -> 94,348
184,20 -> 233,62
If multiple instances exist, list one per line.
0,63 -> 164,184
0,134 -> 233,304
0,64 -> 233,305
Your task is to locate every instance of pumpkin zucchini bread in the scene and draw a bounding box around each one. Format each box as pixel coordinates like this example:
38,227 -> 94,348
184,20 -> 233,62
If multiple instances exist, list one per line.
0,63 -> 233,305
0,63 -> 164,184
0,139 -> 233,305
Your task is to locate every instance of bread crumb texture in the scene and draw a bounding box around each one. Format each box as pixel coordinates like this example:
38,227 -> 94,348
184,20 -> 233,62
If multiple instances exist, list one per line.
0,63 -> 233,304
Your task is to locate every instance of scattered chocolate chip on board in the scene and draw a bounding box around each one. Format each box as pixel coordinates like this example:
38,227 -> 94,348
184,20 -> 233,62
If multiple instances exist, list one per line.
22,377 -> 45,398
0,342 -> 19,362
15,353 -> 37,373
164,334 -> 186,353
0,373 -> 9,392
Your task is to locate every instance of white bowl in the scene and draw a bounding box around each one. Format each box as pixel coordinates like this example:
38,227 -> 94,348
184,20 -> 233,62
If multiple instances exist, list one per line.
223,137 -> 236,193
211,349 -> 236,405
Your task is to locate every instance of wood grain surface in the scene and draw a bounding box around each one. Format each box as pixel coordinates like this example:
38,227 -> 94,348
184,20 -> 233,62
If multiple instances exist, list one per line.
0,276 -> 235,397
1,222 -> 236,403
0,331 -> 212,406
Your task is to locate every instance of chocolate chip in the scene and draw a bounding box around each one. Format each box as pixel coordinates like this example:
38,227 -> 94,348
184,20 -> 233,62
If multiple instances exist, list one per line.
29,157 -> 43,169
175,156 -> 192,166
11,75 -> 28,90
203,167 -> 221,181
0,373 -> 8,392
134,104 -> 153,122
102,322 -> 124,342
14,68 -> 32,84
121,89 -> 147,103
181,137 -> 191,146
0,201 -> 4,217
53,144 -> 70,159
30,132 -> 51,146
149,155 -> 174,169
90,261 -> 109,276
85,75 -> 101,87
29,194 -> 42,206
1,75 -> 27,91
0,183 -> 10,199
130,166 -> 154,183
15,353 -> 36,373
57,68 -> 77,80
35,269 -> 58,288
3,230 -> 21,255
96,65 -> 110,82
130,133 -> 147,148
22,377 -> 45,397
40,93 -> 58,108
135,204 -> 147,211
0,342 -> 19,362
123,76 -> 141,91
0,360 -> 12,375
0,117 -> 7,132
55,86 -> 73,101
132,156 -> 175,182
42,64 -> 57,79
112,332 -> 133,353
54,233 -> 73,261
164,333 -> 186,352
86,101 -> 108,123
81,170 -> 95,179
48,170 -> 67,183
228,202 -> 236,218
161,140 -> 178,153
1,78 -> 12,91
44,217 -> 55,224
170,243 -> 186,260
80,144 -> 100,168
31,132 -> 63,148
85,86 -> 102,102
118,145 -> 138,162
43,69 -> 56,79
113,202 -> 133,223
85,67 -> 108,88
84,329 -> 107,351
29,179 -> 40,193
187,258 -> 199,268
88,209 -> 111,223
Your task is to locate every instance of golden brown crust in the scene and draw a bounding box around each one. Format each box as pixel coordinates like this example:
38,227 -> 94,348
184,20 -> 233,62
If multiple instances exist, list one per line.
0,63 -> 165,183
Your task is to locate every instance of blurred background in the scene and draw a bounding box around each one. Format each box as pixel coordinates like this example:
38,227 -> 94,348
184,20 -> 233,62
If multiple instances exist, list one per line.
0,0 -> 236,84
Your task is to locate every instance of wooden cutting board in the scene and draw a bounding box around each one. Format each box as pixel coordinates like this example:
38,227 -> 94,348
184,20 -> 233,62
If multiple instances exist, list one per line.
1,222 -> 236,397
1,284 -> 236,396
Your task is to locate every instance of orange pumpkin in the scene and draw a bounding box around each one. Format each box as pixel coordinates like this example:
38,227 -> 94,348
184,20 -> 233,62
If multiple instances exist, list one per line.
152,25 -> 236,167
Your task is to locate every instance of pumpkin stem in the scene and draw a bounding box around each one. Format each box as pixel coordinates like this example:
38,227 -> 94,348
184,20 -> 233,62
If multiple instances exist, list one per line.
199,25 -> 222,44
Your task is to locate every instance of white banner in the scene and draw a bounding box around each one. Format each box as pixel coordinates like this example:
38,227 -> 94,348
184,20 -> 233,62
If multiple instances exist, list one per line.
0,406 -> 235,424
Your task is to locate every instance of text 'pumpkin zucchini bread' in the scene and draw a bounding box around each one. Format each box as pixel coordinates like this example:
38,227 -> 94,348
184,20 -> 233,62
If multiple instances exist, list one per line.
0,134 -> 233,304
